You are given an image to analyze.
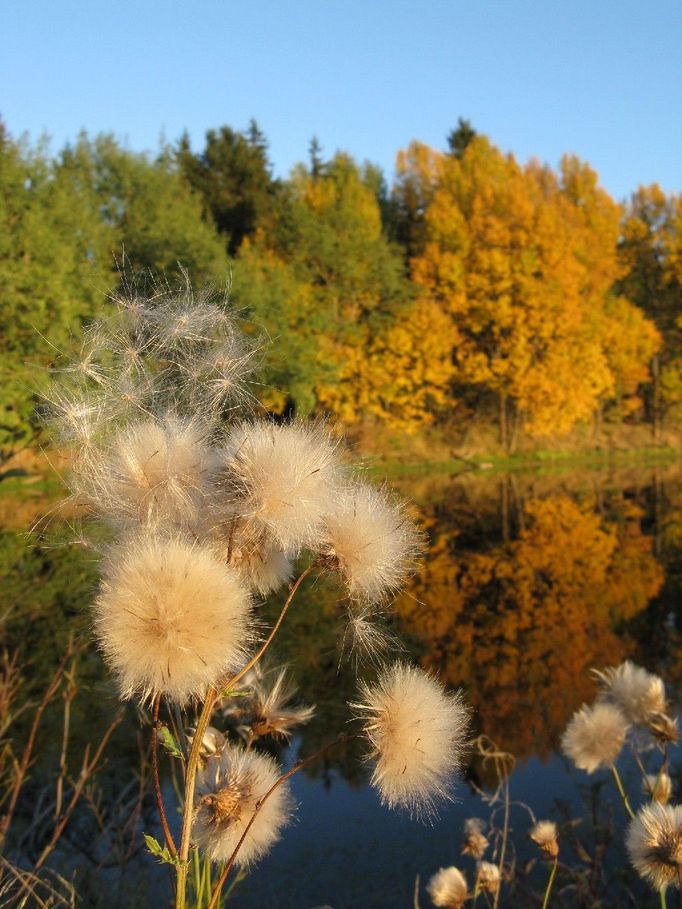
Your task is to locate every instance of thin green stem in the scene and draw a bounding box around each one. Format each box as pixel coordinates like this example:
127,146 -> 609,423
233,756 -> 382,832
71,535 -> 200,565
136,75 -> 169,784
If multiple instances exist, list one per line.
660,886 -> 667,908
542,857 -> 558,909
174,566 -> 313,909
610,764 -> 636,820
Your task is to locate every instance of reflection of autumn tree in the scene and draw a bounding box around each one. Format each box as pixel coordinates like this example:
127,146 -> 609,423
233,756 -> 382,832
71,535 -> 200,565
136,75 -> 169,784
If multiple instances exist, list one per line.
397,496 -> 663,758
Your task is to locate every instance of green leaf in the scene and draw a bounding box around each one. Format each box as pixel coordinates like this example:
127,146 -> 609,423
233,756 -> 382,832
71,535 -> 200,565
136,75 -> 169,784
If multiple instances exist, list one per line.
143,833 -> 186,867
158,724 -> 184,760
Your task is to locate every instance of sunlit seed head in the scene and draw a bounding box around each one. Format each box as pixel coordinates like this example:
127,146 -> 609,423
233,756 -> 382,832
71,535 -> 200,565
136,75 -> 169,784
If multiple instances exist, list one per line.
230,532 -> 293,597
94,535 -> 253,704
352,663 -> 470,820
627,803 -> 682,891
529,820 -> 559,858
86,413 -> 215,529
594,661 -> 667,725
341,602 -> 398,666
561,702 -> 629,774
193,745 -> 293,866
477,861 -> 500,893
645,774 -> 673,806
426,866 -> 468,908
217,420 -> 343,555
320,482 -> 423,603
461,817 -> 489,859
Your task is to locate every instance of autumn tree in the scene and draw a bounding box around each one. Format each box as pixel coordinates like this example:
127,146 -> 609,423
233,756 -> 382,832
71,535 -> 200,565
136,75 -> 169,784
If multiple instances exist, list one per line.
176,121 -> 276,255
618,185 -> 682,431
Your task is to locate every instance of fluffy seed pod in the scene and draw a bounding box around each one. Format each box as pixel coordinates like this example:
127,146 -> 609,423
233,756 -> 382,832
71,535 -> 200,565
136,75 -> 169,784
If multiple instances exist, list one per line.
594,661 -> 667,725
561,702 -> 629,774
94,535 -> 253,703
427,866 -> 468,908
193,745 -> 293,866
217,421 -> 343,555
627,803 -> 682,891
320,482 -> 422,602
352,663 -> 470,819
462,817 -> 489,859
477,861 -> 500,893
529,820 -> 559,858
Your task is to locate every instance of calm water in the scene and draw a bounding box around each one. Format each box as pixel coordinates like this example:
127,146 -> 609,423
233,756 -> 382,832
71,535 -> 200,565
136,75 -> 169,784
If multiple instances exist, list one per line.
3,462 -> 682,907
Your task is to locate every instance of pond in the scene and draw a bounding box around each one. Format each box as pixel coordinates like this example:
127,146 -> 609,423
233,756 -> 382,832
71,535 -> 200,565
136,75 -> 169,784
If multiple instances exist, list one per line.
3,460 -> 682,908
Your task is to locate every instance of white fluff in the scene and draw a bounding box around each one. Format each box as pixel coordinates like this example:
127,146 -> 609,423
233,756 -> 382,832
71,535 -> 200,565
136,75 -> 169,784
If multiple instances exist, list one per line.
193,745 -> 293,866
561,702 -> 629,774
427,866 -> 468,907
352,663 -> 470,819
627,803 -> 682,891
94,535 -> 253,703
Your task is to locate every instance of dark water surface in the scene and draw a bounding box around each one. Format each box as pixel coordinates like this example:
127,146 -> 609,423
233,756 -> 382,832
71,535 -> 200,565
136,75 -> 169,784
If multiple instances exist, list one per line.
3,462 -> 682,907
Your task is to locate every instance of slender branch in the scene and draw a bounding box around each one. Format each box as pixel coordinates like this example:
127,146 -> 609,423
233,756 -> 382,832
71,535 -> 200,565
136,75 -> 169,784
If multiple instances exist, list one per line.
223,564 -> 314,692
152,692 -> 177,856
0,645 -> 74,847
610,764 -> 636,820
175,566 -> 314,909
542,857 -> 558,909
207,734 -> 357,909
33,709 -> 123,871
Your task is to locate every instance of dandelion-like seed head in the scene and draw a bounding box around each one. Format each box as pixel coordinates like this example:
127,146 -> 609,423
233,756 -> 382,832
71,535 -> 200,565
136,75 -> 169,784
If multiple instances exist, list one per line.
426,866 -> 468,908
83,414 -> 215,529
217,420 -> 343,555
461,817 -> 489,859
529,820 -> 559,858
193,745 -> 293,866
352,663 -> 470,819
627,803 -> 682,891
561,702 -> 629,774
94,535 -> 253,703
320,482 -> 423,603
594,661 -> 667,725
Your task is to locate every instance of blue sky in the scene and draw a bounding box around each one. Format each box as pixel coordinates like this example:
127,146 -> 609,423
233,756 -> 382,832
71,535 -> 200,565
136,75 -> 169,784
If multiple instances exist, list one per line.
3,0 -> 680,201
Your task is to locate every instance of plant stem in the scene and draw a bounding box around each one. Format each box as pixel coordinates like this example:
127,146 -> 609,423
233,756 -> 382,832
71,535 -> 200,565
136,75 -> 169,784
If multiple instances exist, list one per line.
660,886 -> 667,908
542,857 -> 558,909
206,734 -> 357,909
174,566 -> 313,909
224,565 -> 313,691
152,693 -> 177,856
610,764 -> 636,819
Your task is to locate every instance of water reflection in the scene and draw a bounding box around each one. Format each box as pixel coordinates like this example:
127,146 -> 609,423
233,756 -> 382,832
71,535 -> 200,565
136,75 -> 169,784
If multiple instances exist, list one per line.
3,463 -> 682,906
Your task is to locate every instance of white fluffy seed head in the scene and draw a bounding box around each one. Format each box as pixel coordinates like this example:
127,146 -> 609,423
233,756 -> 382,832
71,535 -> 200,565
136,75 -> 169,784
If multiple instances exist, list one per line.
79,413 -> 215,530
426,866 -> 468,908
193,745 -> 293,866
352,663 -> 470,819
217,420 -> 343,555
627,803 -> 682,891
594,661 -> 667,725
320,482 -> 423,603
94,535 -> 253,703
529,820 -> 559,857
561,702 -> 629,774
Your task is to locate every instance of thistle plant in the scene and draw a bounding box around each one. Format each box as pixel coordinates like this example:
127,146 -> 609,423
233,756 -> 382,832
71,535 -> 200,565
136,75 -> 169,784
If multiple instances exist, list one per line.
47,276 -> 471,908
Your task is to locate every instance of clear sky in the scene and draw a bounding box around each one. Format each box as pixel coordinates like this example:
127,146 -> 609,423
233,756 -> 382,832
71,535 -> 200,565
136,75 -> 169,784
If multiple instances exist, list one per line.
2,0 -> 680,201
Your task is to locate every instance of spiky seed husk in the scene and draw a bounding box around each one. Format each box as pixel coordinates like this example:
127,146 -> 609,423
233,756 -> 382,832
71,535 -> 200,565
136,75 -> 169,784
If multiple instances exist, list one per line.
320,482 -> 423,603
644,773 -> 673,805
561,702 -> 629,774
193,745 -> 293,866
426,866 -> 468,908
627,803 -> 682,891
94,535 -> 253,703
352,663 -> 470,819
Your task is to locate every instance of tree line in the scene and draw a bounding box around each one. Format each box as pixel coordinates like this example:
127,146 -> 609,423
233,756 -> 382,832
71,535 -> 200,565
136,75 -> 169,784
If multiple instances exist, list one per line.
1,117 -> 680,453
